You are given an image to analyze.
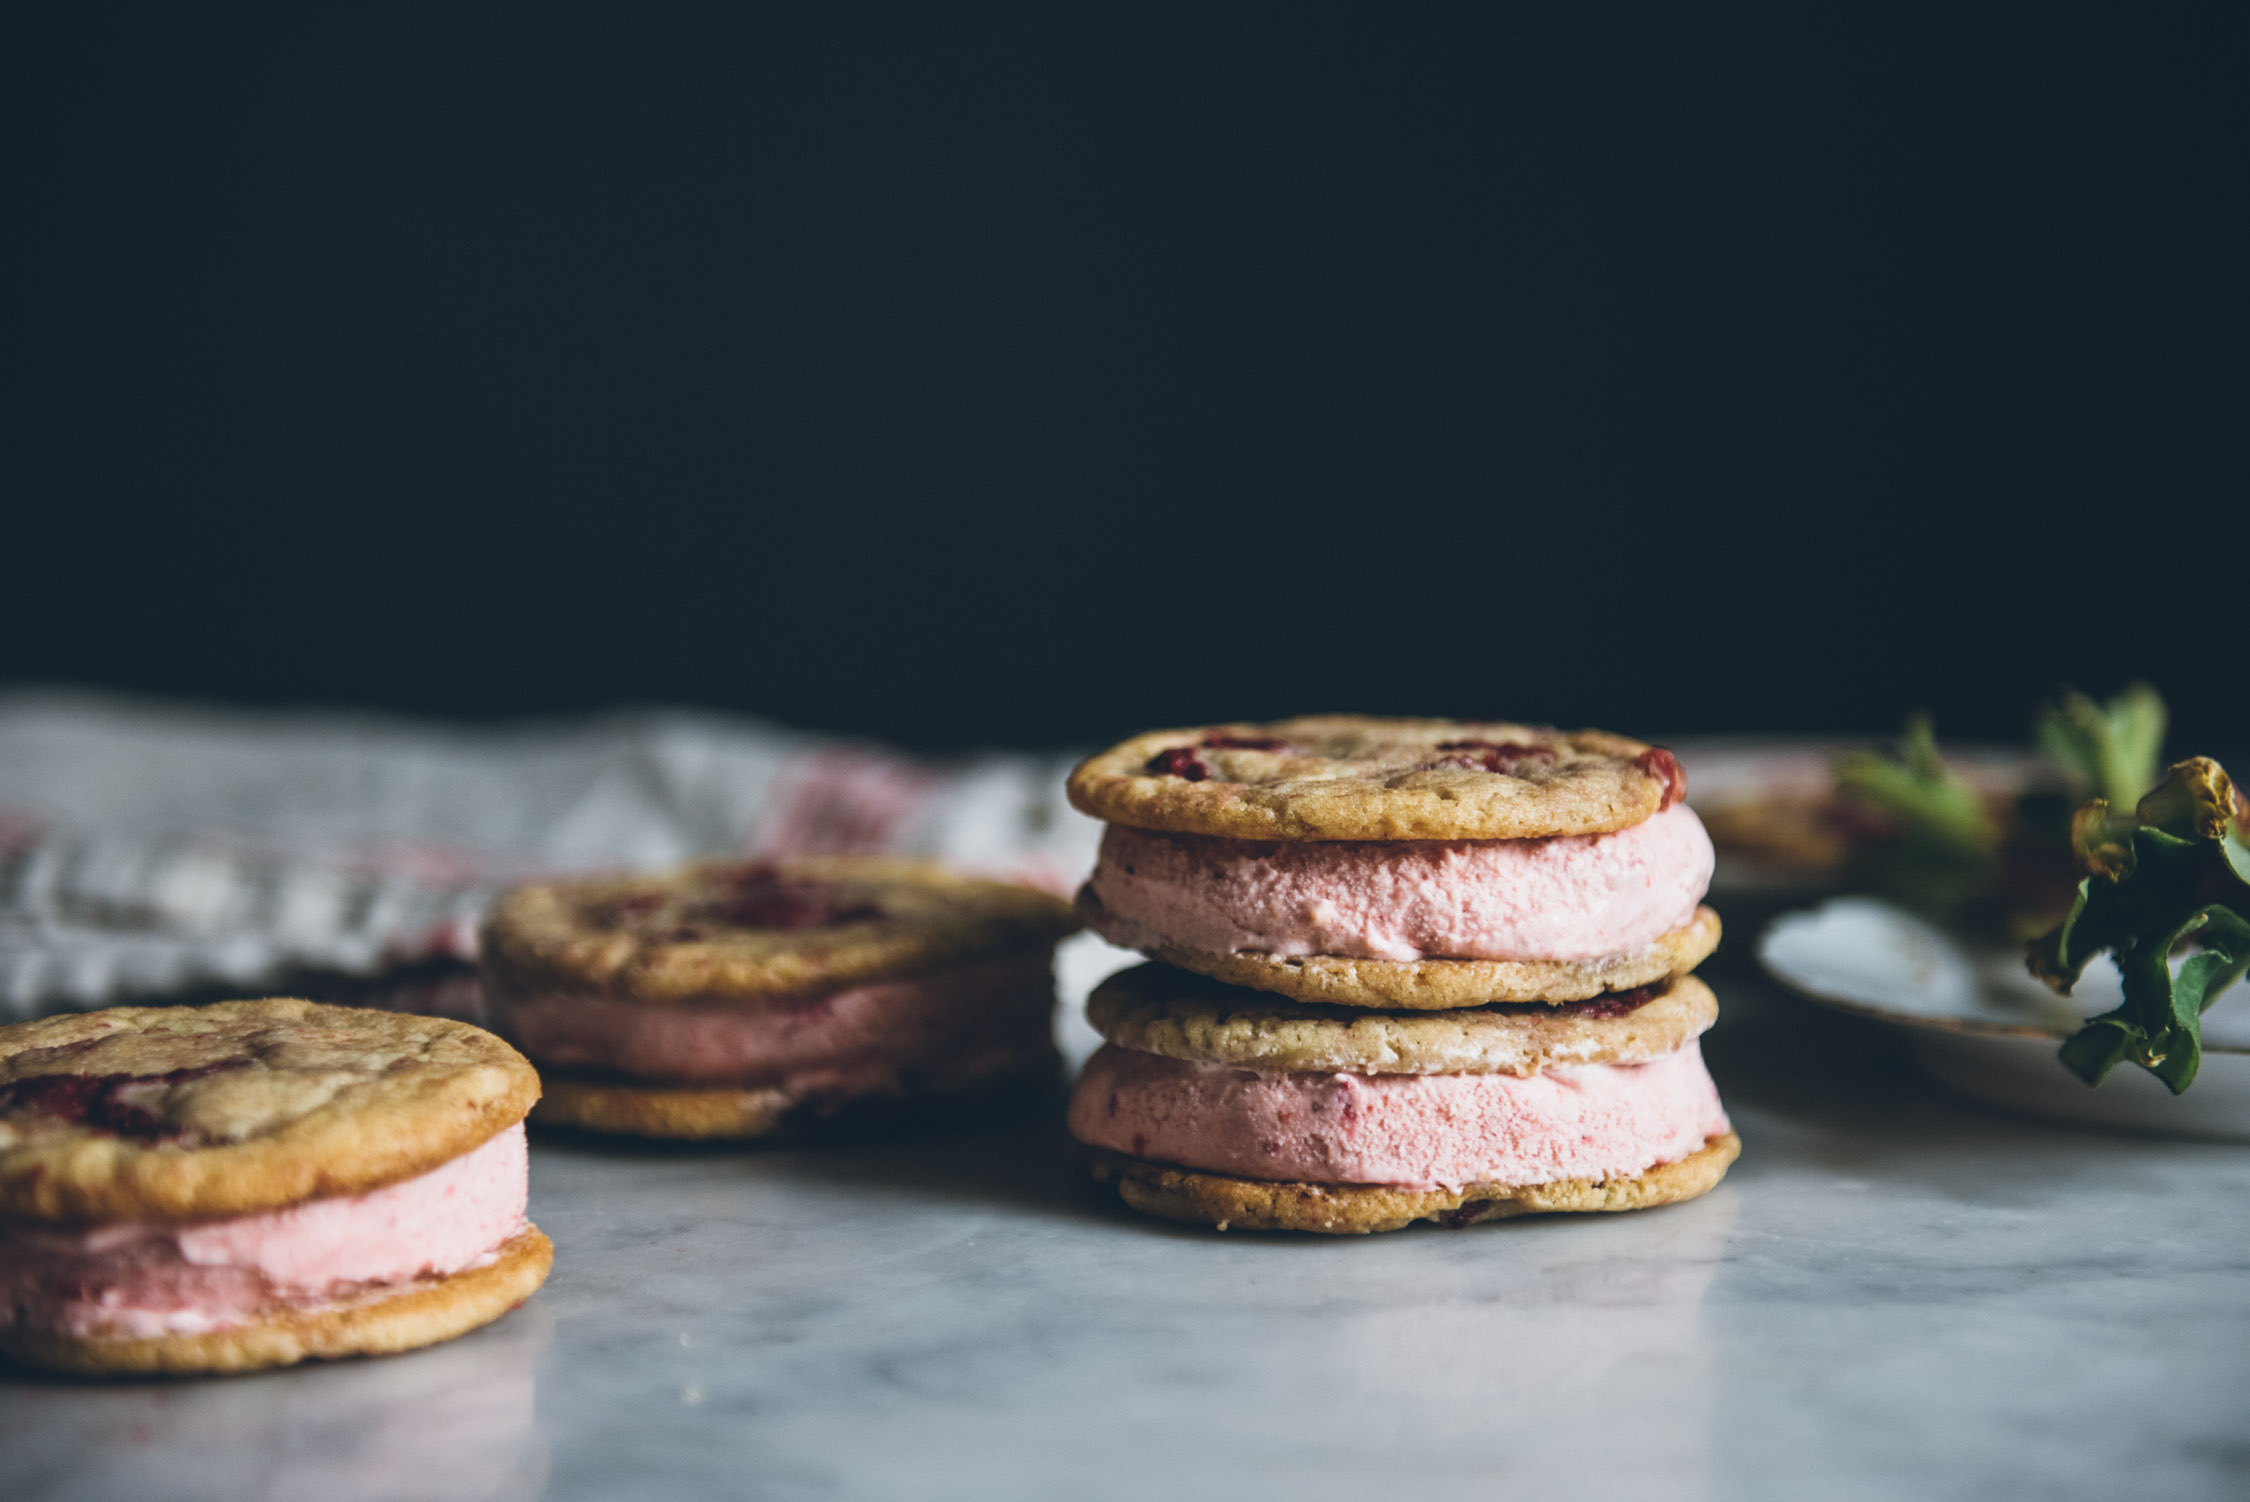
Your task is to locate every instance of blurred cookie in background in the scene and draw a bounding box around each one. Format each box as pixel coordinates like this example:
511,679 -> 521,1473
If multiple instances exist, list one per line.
480,859 -> 1078,1140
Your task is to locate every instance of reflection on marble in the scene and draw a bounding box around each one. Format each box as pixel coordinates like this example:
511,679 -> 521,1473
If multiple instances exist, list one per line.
0,1296 -> 548,1500
512,1126 -> 1739,1501
5,937 -> 2248,1501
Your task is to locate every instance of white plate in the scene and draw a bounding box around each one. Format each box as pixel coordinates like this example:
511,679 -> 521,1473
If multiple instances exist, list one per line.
1757,896 -> 2250,1140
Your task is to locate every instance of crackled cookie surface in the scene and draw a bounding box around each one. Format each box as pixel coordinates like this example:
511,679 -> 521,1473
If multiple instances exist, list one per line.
1067,715 -> 1685,842
482,857 -> 1078,1004
0,1000 -> 539,1222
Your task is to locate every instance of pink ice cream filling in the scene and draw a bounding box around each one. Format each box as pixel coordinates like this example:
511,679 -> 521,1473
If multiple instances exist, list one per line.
1087,802 -> 1715,962
488,951 -> 1057,1091
0,1122 -> 530,1339
1068,1042 -> 1729,1191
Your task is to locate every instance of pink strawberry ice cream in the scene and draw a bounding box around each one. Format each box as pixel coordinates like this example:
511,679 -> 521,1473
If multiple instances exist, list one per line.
0,1123 -> 529,1339
1087,803 -> 1714,962
1068,1042 -> 1728,1190
488,952 -> 1056,1089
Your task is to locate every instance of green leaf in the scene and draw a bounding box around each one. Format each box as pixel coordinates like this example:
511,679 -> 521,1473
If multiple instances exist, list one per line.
2029,877 -> 2097,991
2029,757 -> 2250,1094
2035,683 -> 2167,808
2227,828 -> 2250,887
1835,712 -> 2000,913
2058,1019 -> 2137,1086
2177,908 -> 2250,1033
1837,714 -> 1997,851
2122,925 -> 2188,1089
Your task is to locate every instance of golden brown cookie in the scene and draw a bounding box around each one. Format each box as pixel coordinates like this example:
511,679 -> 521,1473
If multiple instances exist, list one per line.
0,1000 -> 540,1223
482,857 -> 1078,1005
1083,1132 -> 1739,1234
1081,889 -> 1720,1008
532,1047 -> 1060,1141
1,1226 -> 553,1377
1066,715 -> 1684,842
531,1076 -> 792,1139
1088,966 -> 1717,1076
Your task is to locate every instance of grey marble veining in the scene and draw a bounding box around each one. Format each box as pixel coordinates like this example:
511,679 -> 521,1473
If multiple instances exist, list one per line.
5,941 -> 2247,1501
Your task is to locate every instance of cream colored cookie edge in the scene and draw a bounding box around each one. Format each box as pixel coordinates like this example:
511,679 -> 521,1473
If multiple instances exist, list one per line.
1083,1133 -> 1740,1234
1087,971 -> 1718,1075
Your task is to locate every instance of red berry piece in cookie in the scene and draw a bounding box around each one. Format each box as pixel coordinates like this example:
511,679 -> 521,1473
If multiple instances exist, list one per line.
1429,740 -> 1561,774
1143,747 -> 1210,781
0,1062 -> 245,1143
1634,746 -> 1688,809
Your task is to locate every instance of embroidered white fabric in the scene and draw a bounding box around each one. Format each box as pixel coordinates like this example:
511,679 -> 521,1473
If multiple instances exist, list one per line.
0,690 -> 1099,1017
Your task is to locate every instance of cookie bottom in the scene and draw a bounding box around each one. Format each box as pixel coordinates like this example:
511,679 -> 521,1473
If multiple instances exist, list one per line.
531,1056 -> 1059,1141
1082,1132 -> 1740,1234
2,1225 -> 553,1377
1082,892 -> 1720,1009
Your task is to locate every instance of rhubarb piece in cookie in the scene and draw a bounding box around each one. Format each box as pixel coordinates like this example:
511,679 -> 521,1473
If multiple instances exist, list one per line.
481,859 -> 1077,1140
1067,715 -> 1686,843
0,1000 -> 549,1375
1080,888 -> 1720,1009
1087,965 -> 1718,1076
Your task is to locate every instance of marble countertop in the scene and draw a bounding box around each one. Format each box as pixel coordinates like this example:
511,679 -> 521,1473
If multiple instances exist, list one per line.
6,933 -> 2247,1502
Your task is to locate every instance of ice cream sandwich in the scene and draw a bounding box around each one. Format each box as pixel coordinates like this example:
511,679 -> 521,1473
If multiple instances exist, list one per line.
1072,964 -> 1736,1232
480,858 -> 1078,1139
0,999 -> 548,1375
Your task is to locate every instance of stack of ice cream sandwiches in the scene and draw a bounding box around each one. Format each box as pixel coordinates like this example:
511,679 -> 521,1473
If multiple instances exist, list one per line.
480,858 -> 1078,1140
1064,715 -> 1738,1234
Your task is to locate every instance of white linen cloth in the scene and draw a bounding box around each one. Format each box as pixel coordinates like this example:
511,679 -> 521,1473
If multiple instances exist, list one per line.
0,690 -> 1100,1018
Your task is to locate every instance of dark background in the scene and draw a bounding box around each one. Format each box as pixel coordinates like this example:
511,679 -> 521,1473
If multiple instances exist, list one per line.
6,7 -> 2245,756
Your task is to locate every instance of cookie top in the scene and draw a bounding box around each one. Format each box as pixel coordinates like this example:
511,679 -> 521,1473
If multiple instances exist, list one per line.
480,857 -> 1080,1005
1066,715 -> 1683,841
1087,964 -> 1717,1075
0,1000 -> 539,1224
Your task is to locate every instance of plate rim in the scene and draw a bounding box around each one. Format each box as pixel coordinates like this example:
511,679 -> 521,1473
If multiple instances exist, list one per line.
1754,896 -> 2250,1054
